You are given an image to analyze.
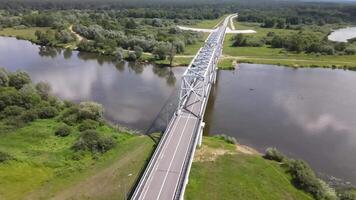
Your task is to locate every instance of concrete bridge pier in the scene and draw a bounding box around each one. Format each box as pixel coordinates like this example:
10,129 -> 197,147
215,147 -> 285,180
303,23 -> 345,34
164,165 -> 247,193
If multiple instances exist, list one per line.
198,122 -> 205,147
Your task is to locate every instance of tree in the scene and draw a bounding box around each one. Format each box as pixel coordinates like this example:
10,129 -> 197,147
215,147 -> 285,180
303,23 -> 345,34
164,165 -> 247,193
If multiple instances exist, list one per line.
114,48 -> 124,61
232,34 -> 247,47
55,30 -> 76,43
127,52 -> 137,61
78,102 -> 104,121
8,70 -> 31,90
125,19 -> 138,29
0,68 -> 9,87
153,42 -> 170,60
35,81 -> 51,100
133,46 -> 143,59
168,43 -> 176,66
72,130 -> 115,153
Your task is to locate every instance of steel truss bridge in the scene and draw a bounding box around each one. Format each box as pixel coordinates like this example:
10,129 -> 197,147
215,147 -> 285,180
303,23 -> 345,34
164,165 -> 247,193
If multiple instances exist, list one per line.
131,15 -> 230,200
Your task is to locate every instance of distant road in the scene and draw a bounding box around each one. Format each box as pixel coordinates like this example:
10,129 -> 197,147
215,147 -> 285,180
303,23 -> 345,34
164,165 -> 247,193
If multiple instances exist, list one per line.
178,14 -> 256,34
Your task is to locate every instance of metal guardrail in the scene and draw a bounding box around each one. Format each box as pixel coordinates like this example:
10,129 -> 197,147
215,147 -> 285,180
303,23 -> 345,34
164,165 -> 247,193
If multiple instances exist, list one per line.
130,14 -> 231,200
131,112 -> 178,199
174,25 -> 227,200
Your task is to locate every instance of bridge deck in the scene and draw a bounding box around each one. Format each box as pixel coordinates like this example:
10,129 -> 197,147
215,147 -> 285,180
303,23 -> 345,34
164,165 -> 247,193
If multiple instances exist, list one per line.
138,82 -> 202,200
131,14 -> 231,200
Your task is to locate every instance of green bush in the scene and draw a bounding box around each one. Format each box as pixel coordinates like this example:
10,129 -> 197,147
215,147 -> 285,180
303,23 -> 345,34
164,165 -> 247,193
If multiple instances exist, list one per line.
264,147 -> 286,162
78,102 -> 103,121
8,70 -> 31,90
72,130 -> 115,153
214,134 -> 238,144
20,110 -> 38,123
127,51 -> 137,61
2,105 -> 25,117
78,119 -> 99,132
19,84 -> 41,109
0,68 -> 9,87
287,160 -> 336,200
338,189 -> 356,200
55,124 -> 71,137
0,151 -> 13,163
0,87 -> 22,111
38,106 -> 58,119
59,105 -> 80,125
35,81 -> 51,100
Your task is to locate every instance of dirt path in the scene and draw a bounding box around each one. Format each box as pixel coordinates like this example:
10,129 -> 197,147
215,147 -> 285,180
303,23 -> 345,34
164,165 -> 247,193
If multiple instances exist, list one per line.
69,25 -> 84,42
49,144 -> 148,200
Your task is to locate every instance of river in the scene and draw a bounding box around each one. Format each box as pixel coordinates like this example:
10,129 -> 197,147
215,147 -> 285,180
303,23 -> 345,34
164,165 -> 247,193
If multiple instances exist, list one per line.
1,36 -> 356,184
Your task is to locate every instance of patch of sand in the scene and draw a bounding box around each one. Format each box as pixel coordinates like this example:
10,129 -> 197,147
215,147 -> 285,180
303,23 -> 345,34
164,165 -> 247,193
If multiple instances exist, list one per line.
236,144 -> 260,155
194,143 -> 260,162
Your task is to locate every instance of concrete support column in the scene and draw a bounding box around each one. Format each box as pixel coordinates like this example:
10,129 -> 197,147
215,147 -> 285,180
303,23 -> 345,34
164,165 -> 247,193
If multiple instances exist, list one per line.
198,122 -> 205,147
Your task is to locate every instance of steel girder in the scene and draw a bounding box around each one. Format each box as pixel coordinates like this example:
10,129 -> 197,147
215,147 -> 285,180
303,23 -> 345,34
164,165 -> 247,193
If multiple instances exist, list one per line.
177,26 -> 226,118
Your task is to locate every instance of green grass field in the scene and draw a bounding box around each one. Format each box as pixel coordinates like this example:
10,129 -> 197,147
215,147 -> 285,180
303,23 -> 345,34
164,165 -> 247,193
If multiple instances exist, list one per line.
185,137 -> 313,200
0,27 -> 50,41
0,119 -> 154,200
188,15 -> 227,29
222,22 -> 356,69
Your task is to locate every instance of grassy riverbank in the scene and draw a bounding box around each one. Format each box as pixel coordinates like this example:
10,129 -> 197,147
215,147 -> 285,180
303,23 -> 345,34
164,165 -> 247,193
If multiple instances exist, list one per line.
0,119 -> 155,200
0,68 -> 155,199
221,22 -> 356,70
185,136 -> 313,200
0,27 -> 50,41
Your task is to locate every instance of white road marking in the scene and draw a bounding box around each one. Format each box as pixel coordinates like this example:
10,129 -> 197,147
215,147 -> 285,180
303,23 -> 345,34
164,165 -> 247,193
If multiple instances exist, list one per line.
156,93 -> 199,200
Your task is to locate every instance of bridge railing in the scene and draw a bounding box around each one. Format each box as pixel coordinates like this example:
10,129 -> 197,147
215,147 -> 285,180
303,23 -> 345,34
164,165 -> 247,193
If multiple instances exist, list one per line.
131,112 -> 179,200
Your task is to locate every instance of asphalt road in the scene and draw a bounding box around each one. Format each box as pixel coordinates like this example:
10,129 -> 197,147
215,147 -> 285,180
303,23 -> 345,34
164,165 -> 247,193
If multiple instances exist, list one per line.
137,83 -> 202,200
132,15 -> 229,200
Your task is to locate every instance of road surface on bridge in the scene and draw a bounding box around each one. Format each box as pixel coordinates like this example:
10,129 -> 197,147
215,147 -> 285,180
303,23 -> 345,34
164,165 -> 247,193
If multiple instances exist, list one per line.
131,15 -> 230,200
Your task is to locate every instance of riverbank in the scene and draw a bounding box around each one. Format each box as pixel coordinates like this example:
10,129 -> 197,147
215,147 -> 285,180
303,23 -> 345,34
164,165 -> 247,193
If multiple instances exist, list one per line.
185,136 -> 313,199
0,68 -> 155,199
2,24 -> 356,70
185,136 -> 356,200
219,21 -> 356,70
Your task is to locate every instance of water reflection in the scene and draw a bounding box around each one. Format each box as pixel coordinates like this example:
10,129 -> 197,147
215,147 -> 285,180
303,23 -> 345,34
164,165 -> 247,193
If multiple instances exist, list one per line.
0,36 -> 183,132
205,64 -> 356,184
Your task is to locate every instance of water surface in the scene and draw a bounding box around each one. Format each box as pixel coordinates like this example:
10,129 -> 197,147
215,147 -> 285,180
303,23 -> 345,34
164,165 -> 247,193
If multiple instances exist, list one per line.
205,64 -> 356,184
328,27 -> 356,42
0,37 -> 183,132
1,36 -> 356,185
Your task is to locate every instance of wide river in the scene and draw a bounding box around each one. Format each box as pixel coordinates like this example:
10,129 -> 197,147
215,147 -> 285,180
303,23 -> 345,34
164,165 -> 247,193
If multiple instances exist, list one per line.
1,36 -> 356,184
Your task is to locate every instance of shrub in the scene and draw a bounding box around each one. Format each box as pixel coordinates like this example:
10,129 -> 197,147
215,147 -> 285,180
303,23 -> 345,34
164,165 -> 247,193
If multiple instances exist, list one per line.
38,106 -> 58,119
287,159 -> 335,200
8,70 -> 31,89
20,110 -> 38,123
127,51 -> 137,61
214,134 -> 238,144
79,119 -> 99,132
2,105 -> 25,117
60,106 -> 80,125
0,87 -> 21,111
62,114 -> 78,125
338,189 -> 356,200
19,84 -> 41,109
0,68 -> 9,87
35,81 -> 51,100
0,151 -> 13,163
72,130 -> 115,153
264,147 -> 286,162
55,124 -> 71,137
133,46 -> 143,59
78,102 -> 103,121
